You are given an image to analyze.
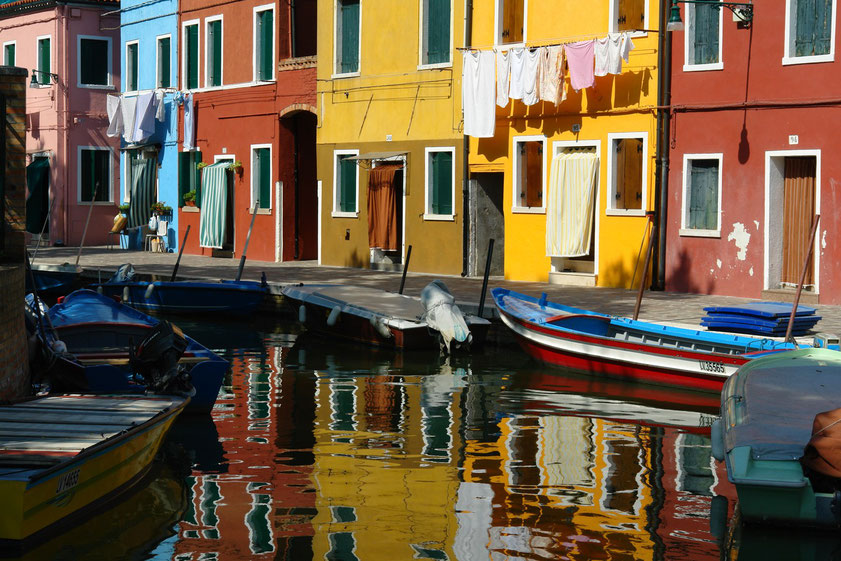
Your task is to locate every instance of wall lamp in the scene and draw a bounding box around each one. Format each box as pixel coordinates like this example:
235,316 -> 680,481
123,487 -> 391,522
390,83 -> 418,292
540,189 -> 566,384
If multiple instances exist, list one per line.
29,69 -> 59,88
667,0 -> 753,31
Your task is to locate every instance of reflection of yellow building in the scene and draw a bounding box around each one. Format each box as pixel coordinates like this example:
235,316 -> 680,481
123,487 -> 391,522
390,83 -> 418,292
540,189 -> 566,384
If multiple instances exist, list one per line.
310,372 -> 462,560
468,0 -> 661,287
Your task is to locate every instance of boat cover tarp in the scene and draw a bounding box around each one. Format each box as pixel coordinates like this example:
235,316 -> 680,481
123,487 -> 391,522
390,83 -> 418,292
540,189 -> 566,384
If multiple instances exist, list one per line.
801,408 -> 841,480
725,350 -> 841,461
48,289 -> 158,328
420,280 -> 470,352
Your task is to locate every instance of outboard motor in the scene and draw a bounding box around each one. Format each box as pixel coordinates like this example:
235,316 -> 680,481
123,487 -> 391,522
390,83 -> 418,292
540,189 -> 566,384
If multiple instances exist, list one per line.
129,320 -> 194,397
421,280 -> 472,355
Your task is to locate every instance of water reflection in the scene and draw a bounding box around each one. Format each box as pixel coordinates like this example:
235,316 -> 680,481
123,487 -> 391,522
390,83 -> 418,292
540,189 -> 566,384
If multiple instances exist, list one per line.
7,320 -> 796,560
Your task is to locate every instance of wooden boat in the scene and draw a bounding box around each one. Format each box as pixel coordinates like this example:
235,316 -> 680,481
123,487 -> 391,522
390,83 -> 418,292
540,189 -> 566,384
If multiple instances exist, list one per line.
34,289 -> 228,414
0,394 -> 187,549
490,288 -> 831,392
90,277 -> 268,315
25,263 -> 82,295
712,348 -> 841,527
282,282 -> 490,352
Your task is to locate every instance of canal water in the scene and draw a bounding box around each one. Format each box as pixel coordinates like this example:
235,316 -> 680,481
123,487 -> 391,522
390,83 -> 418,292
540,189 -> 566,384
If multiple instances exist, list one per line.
15,318 -> 840,560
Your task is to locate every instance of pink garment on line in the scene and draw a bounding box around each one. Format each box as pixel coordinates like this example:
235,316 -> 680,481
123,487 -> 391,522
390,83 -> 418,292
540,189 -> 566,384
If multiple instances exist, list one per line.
564,40 -> 595,92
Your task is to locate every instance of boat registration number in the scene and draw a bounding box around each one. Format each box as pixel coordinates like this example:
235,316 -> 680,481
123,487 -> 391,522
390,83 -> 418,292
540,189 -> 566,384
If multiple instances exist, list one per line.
56,469 -> 80,494
699,360 -> 726,374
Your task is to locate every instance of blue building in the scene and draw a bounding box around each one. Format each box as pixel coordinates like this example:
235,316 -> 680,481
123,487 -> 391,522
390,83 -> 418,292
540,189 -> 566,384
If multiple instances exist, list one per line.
117,0 -> 180,251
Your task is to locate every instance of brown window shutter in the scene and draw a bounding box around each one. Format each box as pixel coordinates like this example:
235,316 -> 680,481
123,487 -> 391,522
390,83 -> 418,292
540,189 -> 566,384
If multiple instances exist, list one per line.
525,142 -> 542,207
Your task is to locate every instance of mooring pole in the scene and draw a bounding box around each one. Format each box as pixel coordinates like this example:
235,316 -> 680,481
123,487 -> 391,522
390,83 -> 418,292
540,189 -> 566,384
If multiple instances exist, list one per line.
477,238 -> 494,319
236,201 -> 259,281
785,214 -> 820,344
633,212 -> 656,321
398,245 -> 412,294
170,225 -> 191,282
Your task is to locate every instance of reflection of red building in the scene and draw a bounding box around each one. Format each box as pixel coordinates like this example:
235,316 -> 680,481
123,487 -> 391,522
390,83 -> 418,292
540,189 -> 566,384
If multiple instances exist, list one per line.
177,0 -> 317,263
174,346 -> 316,558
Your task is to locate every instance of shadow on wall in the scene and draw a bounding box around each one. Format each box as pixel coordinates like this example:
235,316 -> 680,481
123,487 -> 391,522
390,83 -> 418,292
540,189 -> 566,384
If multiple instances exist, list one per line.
344,248 -> 368,269
667,248 -> 716,295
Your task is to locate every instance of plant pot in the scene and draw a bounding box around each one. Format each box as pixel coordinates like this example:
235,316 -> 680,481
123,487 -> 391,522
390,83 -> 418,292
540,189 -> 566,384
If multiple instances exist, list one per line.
184,201 -> 196,207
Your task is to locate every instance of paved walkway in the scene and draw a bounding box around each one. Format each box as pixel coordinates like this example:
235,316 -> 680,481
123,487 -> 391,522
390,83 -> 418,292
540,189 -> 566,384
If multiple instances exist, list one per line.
29,244 -> 841,336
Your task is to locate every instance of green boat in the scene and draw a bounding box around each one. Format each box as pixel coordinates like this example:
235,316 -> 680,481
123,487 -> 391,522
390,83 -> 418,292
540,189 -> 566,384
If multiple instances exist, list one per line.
713,347 -> 841,527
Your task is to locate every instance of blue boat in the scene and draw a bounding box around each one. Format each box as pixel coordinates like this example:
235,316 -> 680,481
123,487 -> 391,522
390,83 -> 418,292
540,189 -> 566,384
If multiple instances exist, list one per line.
25,263 -> 82,295
31,289 -> 228,414
90,266 -> 268,315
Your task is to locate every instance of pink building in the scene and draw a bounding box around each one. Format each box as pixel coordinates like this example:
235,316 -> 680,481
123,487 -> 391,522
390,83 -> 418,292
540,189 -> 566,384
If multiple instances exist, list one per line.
1,0 -> 121,247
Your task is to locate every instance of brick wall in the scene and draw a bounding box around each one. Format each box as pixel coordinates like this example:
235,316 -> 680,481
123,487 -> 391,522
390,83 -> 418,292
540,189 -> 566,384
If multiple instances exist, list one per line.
0,66 -> 30,401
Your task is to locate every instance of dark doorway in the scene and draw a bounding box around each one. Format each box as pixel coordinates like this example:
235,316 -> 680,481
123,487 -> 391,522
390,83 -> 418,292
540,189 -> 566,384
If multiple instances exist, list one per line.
470,172 -> 504,277
26,157 -> 50,237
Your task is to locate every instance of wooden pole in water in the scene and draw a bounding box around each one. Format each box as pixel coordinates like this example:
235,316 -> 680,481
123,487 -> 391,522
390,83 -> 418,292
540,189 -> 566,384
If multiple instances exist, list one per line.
398,245 -> 412,294
785,214 -> 820,344
633,212 -> 656,321
170,225 -> 191,282
236,201 -> 259,281
478,238 -> 494,319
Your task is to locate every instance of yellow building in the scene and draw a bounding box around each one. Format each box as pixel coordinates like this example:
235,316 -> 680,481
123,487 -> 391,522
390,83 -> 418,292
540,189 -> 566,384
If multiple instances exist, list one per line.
467,0 -> 663,287
316,0 -> 467,275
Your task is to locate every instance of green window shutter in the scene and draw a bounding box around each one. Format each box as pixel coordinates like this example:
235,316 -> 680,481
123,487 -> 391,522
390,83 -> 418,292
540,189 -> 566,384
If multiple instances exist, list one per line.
426,0 -> 450,64
38,38 -> 50,84
194,152 -> 203,206
81,150 -> 110,202
339,157 -> 356,212
340,0 -> 359,73
209,21 -> 222,86
179,151 -> 203,205
257,10 -> 274,80
158,37 -> 171,88
5,44 -> 14,66
431,152 -> 452,214
688,160 -> 718,230
693,2 -> 719,64
127,43 -> 138,91
186,25 -> 199,89
81,39 -> 108,85
815,0 -> 833,54
795,0 -> 818,56
256,148 -> 271,209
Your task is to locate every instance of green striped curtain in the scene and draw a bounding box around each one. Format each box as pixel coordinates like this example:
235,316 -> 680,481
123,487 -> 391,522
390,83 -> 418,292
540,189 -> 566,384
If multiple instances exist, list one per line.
38,38 -> 50,84
158,37 -> 171,88
199,162 -> 228,248
692,2 -> 719,64
208,20 -> 222,86
128,155 -> 157,228
426,0 -> 450,64
688,160 -> 718,230
430,151 -> 452,214
796,0 -> 833,56
339,156 -> 356,212
186,24 -> 199,89
255,148 -> 271,209
257,10 -> 274,80
340,0 -> 359,73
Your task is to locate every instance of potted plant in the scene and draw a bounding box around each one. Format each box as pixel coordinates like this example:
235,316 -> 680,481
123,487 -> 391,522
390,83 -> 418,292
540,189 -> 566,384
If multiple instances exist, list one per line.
118,203 -> 130,215
182,191 -> 196,207
150,201 -> 167,215
227,160 -> 243,173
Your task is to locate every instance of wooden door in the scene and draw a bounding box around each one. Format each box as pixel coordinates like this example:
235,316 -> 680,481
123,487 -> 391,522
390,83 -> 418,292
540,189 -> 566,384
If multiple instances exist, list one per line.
782,157 -> 816,286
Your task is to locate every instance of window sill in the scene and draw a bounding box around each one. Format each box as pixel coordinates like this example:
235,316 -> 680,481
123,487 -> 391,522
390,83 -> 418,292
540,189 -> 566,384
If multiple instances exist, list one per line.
682,62 -> 723,72
78,201 -> 114,206
418,62 -> 452,71
256,208 -> 271,215
79,84 -> 116,90
181,206 -> 199,213
605,209 -> 646,217
511,206 -> 545,215
332,71 -> 360,79
782,54 -> 834,66
423,213 -> 455,221
331,211 -> 359,218
679,228 -> 720,238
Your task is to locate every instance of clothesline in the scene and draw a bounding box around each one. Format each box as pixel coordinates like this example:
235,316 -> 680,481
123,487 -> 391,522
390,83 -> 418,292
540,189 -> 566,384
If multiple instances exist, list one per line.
458,29 -> 648,52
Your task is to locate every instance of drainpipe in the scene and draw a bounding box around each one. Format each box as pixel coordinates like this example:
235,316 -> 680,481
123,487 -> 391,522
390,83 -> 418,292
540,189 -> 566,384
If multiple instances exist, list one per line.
461,0 -> 472,277
290,0 -> 296,58
60,5 -> 69,246
653,0 -> 672,290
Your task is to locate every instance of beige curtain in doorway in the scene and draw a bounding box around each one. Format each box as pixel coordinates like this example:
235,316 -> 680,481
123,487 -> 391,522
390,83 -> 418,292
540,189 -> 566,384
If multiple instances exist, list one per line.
546,152 -> 598,257
782,157 -> 816,287
367,164 -> 401,251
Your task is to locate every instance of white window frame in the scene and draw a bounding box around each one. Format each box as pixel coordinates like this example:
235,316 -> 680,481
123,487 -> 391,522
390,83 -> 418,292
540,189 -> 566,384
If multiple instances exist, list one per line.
683,4 -> 724,71
205,15 -> 224,88
77,146 -> 114,204
35,35 -> 52,89
332,149 -> 359,217
418,0 -> 453,69
181,19 -> 200,91
494,0 -> 528,47
156,34 -> 172,89
250,143 -> 273,212
2,40 -> 15,66
124,39 -> 139,92
253,4 -> 276,82
511,134 -> 547,214
679,153 -> 723,237
606,131 -> 649,217
783,0 -> 837,65
608,0 -> 649,36
77,35 -> 113,89
424,146 -> 456,221
333,0 -> 362,78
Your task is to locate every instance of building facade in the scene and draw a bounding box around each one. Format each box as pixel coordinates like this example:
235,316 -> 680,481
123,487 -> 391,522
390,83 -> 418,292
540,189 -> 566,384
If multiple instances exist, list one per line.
176,0 -> 317,263
666,0 -> 841,304
3,0 -> 121,247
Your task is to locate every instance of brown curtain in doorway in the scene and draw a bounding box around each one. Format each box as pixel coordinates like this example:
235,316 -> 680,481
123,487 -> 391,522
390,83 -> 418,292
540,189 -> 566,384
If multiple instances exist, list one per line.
782,157 -> 816,286
368,164 -> 401,250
